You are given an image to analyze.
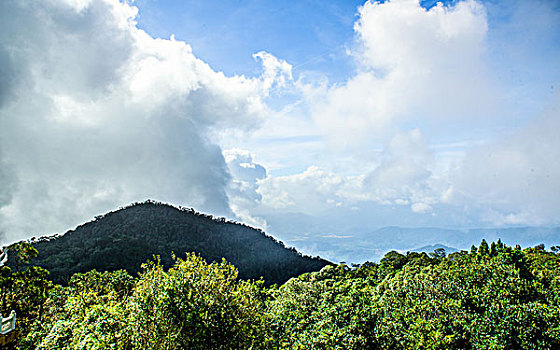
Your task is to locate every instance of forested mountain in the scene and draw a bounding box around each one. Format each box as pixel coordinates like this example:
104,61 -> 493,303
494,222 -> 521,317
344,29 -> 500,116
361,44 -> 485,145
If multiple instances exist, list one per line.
9,200 -> 330,285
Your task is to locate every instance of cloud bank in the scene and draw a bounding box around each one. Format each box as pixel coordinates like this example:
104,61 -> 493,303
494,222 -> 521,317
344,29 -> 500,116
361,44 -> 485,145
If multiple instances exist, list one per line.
307,0 -> 494,146
0,0 -> 280,242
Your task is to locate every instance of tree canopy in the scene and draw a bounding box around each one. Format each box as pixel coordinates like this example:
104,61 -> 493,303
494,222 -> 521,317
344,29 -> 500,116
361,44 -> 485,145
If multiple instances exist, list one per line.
3,239 -> 559,349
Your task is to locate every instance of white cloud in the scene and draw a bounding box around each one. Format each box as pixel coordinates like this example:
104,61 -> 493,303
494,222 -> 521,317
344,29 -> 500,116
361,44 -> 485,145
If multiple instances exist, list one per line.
224,149 -> 267,182
306,0 -> 494,145
243,129 -> 444,217
411,202 -> 433,214
257,166 -> 345,214
223,149 -> 268,229
253,51 -> 293,95
364,130 -> 430,195
242,0 -> 559,231
0,0 -> 281,242
362,129 -> 447,210
355,0 -> 487,71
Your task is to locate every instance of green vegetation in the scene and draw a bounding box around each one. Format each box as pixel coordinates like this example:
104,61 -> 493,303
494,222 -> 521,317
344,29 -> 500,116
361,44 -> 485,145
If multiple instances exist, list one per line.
2,239 -> 560,349
0,243 -> 50,344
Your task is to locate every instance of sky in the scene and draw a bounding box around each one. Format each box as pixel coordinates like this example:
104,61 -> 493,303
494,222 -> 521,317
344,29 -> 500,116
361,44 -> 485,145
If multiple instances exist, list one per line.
0,0 -> 559,253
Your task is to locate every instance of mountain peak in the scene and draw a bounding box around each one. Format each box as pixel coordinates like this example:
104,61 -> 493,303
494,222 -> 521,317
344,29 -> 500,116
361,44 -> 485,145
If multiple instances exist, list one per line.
14,201 -> 331,285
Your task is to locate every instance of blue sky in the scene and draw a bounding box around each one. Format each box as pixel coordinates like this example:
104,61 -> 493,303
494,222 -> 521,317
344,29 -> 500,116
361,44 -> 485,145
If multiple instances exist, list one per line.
0,0 -> 559,255
134,0 -> 363,81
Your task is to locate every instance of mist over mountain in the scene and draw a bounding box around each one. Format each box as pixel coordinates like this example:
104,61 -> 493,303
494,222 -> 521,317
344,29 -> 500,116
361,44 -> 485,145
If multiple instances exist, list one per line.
11,201 -> 330,286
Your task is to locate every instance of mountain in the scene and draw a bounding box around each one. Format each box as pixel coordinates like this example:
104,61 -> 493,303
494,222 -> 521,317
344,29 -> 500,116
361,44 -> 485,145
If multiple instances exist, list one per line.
10,201 -> 331,286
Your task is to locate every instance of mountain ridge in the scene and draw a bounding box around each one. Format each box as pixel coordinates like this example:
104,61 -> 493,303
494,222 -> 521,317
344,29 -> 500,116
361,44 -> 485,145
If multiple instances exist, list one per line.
9,200 -> 331,286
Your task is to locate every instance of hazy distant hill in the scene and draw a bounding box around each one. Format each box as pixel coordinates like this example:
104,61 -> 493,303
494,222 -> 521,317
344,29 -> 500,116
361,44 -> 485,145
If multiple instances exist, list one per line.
362,226 -> 560,253
287,226 -> 560,263
11,201 -> 330,285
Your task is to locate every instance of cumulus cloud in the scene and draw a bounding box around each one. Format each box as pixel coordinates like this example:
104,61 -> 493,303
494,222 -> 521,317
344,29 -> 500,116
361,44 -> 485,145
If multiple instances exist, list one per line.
257,166 -> 347,214
253,51 -> 293,95
248,129 -> 443,216
224,149 -> 267,184
0,0 -> 280,242
411,202 -> 433,214
223,149 -> 268,228
306,0 -> 494,145
272,0 -> 559,229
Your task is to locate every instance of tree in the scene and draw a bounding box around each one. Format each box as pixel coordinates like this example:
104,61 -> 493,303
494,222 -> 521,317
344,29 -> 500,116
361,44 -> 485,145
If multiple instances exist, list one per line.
380,251 -> 407,270
0,243 -> 51,349
430,247 -> 446,259
127,253 -> 272,350
478,239 -> 489,255
21,269 -> 134,350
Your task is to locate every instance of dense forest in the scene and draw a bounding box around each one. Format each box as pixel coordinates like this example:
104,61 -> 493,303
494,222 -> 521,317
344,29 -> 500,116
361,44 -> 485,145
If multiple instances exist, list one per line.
9,201 -> 330,286
1,239 -> 559,349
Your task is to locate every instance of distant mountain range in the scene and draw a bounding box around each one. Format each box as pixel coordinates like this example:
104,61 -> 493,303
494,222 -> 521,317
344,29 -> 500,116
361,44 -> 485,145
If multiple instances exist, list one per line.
8,201 -> 331,286
284,225 -> 560,263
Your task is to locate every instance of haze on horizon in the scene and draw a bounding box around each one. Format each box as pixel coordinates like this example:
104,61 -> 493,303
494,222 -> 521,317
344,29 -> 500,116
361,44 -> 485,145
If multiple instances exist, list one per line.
0,0 -> 559,258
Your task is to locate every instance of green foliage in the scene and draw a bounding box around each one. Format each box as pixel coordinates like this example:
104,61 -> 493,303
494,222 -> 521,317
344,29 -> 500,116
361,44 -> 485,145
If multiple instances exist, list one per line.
22,253 -> 271,350
20,269 -> 134,350
430,247 -> 446,259
269,264 -> 377,349
268,240 -> 560,349
128,253 -> 272,350
380,250 -> 408,270
13,239 -> 560,349
0,243 -> 51,349
478,238 -> 490,255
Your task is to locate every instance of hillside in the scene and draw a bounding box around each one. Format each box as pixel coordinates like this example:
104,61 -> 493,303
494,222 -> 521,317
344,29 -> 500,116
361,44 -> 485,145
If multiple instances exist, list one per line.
11,201 -> 330,285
